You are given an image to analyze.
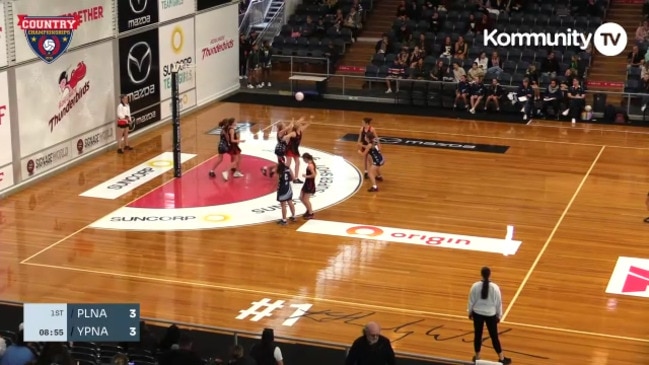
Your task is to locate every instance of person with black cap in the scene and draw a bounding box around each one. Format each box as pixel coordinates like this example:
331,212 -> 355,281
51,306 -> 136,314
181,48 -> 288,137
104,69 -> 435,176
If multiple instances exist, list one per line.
467,267 -> 511,364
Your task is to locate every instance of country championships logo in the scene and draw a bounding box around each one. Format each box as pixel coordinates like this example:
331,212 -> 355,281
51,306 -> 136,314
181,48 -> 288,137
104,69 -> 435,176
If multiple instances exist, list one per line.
484,22 -> 628,57
17,14 -> 82,63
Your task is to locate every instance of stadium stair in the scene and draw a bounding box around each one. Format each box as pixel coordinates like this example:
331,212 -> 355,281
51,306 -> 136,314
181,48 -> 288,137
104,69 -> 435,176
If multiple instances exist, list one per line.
328,0 -> 401,90
587,0 -> 642,106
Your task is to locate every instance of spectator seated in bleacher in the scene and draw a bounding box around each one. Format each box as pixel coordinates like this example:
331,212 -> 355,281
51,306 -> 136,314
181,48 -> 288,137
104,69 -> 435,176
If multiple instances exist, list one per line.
628,45 -> 644,70
467,61 -> 485,82
541,79 -> 563,119
636,20 -> 649,45
516,77 -> 535,121
158,334 -> 203,365
36,343 -> 74,365
484,78 -> 504,111
468,76 -> 486,114
454,74 -> 470,109
540,51 -> 560,78
0,330 -> 35,365
385,49 -> 408,93
486,51 -> 503,75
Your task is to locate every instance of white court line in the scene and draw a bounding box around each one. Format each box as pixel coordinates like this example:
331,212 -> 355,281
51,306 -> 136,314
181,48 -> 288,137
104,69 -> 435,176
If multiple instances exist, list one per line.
19,154 -> 206,264
21,260 -> 649,343
501,145 -> 607,322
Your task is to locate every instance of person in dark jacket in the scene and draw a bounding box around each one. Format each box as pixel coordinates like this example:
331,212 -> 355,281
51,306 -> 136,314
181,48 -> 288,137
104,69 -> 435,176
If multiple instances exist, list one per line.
250,328 -> 283,365
345,322 -> 395,365
158,334 -> 203,365
229,344 -> 256,365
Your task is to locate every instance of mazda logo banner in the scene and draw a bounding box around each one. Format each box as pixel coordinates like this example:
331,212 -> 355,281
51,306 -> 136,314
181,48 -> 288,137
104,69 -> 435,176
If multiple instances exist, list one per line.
118,0 -> 159,33
118,28 -> 160,113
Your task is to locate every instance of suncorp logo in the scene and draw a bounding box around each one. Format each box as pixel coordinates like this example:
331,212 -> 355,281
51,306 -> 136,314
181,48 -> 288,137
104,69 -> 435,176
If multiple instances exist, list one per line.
162,26 -> 193,90
162,0 -> 184,9
484,22 -> 627,57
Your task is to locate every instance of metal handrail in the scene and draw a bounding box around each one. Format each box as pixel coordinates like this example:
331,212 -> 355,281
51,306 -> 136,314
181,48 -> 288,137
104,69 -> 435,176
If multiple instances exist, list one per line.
239,0 -> 272,35
256,1 -> 284,44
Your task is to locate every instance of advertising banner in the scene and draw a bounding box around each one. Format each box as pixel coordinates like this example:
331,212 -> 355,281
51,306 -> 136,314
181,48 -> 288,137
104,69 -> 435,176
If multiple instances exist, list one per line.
160,89 -> 196,120
118,0 -> 160,33
0,4 -> 8,68
0,164 -> 14,192
118,28 -> 161,113
159,0 -> 195,22
0,72 -> 11,167
16,41 -> 116,158
21,140 -> 72,180
74,123 -> 115,157
130,104 -> 162,133
197,0 -> 231,11
13,0 -> 113,63
195,4 -> 239,105
159,18 -> 196,102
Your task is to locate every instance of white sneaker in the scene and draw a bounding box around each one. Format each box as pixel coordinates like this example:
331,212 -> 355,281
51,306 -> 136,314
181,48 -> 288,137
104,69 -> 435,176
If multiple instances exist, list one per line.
267,82 -> 272,87
571,118 -> 576,124
233,171 -> 244,178
260,82 -> 265,87
643,104 -> 647,112
385,89 -> 392,94
247,84 -> 254,89
470,108 -> 475,114
523,114 -> 527,120
562,108 -> 570,116
239,76 -> 243,80
256,84 -> 263,88
520,107 -> 525,112
222,171 -> 229,181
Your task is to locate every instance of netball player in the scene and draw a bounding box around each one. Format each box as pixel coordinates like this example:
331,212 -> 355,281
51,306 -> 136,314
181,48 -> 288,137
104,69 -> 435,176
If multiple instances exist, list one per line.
261,120 -> 293,177
276,160 -> 297,225
356,117 -> 380,179
209,119 -> 231,177
225,118 -> 245,181
285,117 -> 309,183
300,153 -> 317,219
359,132 -> 385,192
116,95 -> 133,154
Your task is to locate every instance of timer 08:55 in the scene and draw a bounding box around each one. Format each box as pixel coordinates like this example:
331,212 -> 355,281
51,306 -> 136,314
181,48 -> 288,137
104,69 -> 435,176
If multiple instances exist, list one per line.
39,329 -> 64,336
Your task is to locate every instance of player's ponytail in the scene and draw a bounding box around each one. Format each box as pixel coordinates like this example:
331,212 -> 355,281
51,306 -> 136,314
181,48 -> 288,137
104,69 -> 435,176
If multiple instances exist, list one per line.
302,153 -> 316,169
218,119 -> 227,128
480,266 -> 491,300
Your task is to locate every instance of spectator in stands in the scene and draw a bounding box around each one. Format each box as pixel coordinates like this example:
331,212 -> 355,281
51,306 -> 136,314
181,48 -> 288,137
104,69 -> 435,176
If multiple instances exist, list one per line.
408,46 -> 424,68
628,45 -> 644,69
636,21 -> 649,44
487,51 -> 503,74
476,14 -> 492,32
452,62 -> 466,82
246,43 -> 262,89
584,0 -> 602,16
385,50 -> 408,93
326,0 -> 338,13
467,62 -> 485,82
524,64 -> 540,100
509,0 -> 523,12
250,328 -> 284,365
301,16 -> 315,37
517,77 -> 534,121
454,36 -> 468,59
454,74 -> 470,109
440,36 -> 453,58
239,34 -> 251,80
229,345 -> 255,365
540,51 -> 559,78
566,77 -> 586,124
403,33 -> 416,49
314,18 -> 326,38
407,1 -> 420,20
159,324 -> 181,351
475,51 -> 488,70
416,33 -> 430,55
642,63 -> 649,79
467,14 -> 478,34
396,24 -> 410,43
345,322 -> 395,365
429,11 -> 443,33
35,343 -> 73,365
352,0 -> 363,12
409,58 -> 427,79
429,60 -> 450,81
324,41 -> 339,74
375,34 -> 391,54
469,77 -> 485,114
541,79 -> 562,120
334,9 -> 344,26
484,78 -> 504,111
344,7 -> 362,43
259,41 -> 273,87
159,334 -> 203,365
0,330 -> 35,365
396,0 -> 407,17
120,321 -> 158,354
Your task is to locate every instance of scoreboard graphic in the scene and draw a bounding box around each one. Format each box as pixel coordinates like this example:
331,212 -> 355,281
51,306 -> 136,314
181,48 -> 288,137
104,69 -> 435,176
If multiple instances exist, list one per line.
23,303 -> 140,342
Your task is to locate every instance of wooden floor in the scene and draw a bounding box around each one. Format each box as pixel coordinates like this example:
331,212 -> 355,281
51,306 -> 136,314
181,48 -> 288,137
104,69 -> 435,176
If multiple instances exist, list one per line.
2,102 -> 649,365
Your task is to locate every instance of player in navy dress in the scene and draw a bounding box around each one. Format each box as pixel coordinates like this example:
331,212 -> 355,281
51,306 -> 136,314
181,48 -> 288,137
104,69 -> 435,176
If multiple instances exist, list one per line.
225,118 -> 246,181
300,153 -> 317,219
262,120 -> 293,177
359,132 -> 385,192
285,117 -> 309,183
276,161 -> 296,225
209,119 -> 231,178
356,117 -> 380,179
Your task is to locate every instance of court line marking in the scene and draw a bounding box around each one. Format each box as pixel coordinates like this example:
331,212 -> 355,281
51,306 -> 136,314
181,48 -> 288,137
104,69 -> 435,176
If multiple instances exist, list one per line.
310,121 -> 649,150
501,145 -> 607,322
21,260 -> 649,343
19,154 -> 209,264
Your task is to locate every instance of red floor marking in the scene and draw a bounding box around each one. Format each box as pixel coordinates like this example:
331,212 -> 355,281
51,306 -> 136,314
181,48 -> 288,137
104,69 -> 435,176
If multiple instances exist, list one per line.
129,155 -> 278,209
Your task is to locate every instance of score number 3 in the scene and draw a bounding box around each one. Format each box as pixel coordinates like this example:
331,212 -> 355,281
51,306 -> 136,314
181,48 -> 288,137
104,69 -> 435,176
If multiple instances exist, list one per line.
130,308 -> 138,336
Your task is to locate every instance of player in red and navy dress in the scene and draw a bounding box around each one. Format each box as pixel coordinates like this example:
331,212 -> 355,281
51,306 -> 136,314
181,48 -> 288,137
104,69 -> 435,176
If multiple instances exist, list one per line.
225,118 -> 245,181
356,117 -> 381,179
300,153 -> 317,219
359,132 -> 385,192
209,119 -> 231,178
276,160 -> 296,225
285,117 -> 310,183
262,120 -> 293,177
